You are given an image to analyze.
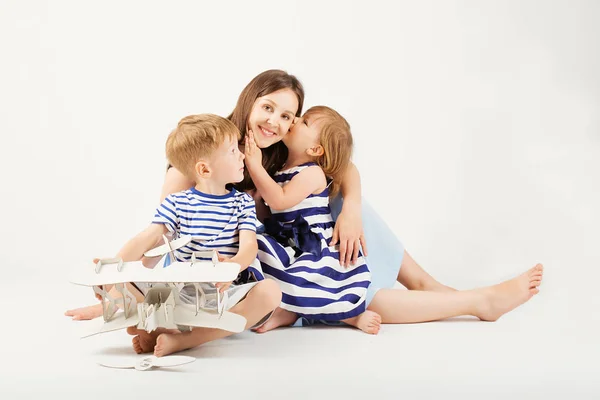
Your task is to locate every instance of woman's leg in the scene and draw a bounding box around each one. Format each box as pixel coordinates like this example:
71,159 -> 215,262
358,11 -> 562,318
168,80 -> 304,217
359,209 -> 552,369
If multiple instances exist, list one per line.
368,264 -> 543,323
397,250 -> 456,292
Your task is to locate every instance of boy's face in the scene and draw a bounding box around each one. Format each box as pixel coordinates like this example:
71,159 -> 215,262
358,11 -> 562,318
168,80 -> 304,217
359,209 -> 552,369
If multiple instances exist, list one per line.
247,89 -> 299,149
283,113 -> 321,153
209,135 -> 246,184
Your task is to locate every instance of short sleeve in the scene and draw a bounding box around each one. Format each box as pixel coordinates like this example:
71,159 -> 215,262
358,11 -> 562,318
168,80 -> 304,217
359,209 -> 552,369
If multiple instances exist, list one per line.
237,193 -> 257,232
152,194 -> 179,234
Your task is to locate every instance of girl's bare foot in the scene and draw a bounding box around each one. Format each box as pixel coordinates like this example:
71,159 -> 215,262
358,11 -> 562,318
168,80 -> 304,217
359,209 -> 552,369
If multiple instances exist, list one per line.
254,307 -> 298,333
477,264 -> 544,321
64,304 -> 104,320
343,310 -> 382,334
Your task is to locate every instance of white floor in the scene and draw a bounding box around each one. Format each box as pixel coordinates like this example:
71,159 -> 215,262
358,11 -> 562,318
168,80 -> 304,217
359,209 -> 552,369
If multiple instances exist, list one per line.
1,2 -> 598,398
2,264 -> 598,400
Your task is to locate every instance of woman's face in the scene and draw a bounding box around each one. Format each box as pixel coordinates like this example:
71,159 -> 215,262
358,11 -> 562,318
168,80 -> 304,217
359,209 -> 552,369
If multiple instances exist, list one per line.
247,88 -> 299,148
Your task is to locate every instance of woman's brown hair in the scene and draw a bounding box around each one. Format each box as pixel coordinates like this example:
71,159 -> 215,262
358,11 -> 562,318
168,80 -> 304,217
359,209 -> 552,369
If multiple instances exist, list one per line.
228,69 -> 304,191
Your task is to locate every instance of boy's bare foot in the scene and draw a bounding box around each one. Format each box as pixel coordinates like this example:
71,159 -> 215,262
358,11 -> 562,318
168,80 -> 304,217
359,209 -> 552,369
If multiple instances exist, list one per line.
254,307 -> 297,333
64,304 -> 104,320
477,264 -> 544,321
126,326 -> 179,354
343,310 -> 382,335
154,332 -> 185,357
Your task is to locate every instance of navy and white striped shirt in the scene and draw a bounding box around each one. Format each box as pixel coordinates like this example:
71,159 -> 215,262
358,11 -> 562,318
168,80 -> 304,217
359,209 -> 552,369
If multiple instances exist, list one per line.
152,187 -> 257,262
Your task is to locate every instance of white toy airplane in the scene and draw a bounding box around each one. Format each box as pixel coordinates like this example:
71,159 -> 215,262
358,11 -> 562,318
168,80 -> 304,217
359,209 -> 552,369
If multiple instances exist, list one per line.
69,235 -> 247,338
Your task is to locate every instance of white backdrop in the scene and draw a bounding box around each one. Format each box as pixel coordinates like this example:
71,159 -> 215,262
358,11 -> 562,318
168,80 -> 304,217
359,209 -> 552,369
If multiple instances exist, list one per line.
0,0 -> 599,389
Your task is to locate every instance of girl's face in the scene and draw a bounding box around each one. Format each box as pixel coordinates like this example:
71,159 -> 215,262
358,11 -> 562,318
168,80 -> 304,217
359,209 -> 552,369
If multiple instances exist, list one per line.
283,114 -> 321,153
247,88 -> 299,148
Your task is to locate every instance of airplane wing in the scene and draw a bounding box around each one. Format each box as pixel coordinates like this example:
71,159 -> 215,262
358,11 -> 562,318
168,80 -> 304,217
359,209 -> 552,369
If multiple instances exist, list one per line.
81,311 -> 140,338
70,260 -> 241,287
143,236 -> 192,257
173,305 -> 247,333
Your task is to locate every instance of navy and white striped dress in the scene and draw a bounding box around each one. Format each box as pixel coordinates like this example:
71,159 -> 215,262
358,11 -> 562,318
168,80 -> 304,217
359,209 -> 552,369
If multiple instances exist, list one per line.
257,163 -> 371,321
150,187 -> 264,306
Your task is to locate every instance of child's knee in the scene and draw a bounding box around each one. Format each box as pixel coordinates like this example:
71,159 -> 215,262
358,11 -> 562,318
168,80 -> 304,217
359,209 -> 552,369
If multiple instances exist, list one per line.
253,280 -> 282,308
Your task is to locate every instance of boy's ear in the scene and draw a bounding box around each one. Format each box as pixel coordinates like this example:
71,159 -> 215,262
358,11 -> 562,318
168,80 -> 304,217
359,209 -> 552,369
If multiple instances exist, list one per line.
194,160 -> 211,177
306,145 -> 324,157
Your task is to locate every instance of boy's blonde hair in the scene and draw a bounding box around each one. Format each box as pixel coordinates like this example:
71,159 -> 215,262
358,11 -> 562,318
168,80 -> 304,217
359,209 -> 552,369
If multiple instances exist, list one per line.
166,114 -> 241,180
304,106 -> 353,198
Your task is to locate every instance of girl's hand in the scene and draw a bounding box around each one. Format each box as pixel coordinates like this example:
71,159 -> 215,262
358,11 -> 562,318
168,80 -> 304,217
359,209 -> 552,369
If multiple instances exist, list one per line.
244,130 -> 262,169
329,211 -> 368,267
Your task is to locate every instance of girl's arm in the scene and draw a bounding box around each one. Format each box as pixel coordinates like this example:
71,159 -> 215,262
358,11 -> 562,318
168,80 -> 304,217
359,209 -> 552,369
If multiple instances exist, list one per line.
247,163 -> 326,211
244,131 -> 325,211
330,162 -> 368,267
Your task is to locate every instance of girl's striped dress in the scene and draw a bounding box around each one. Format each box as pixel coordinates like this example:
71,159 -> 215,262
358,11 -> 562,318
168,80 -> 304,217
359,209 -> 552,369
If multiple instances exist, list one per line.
257,163 -> 371,321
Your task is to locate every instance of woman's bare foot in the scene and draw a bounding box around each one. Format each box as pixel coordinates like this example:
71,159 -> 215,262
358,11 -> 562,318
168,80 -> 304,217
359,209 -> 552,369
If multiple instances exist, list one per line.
343,310 -> 382,334
126,326 -> 179,354
254,307 -> 298,333
64,304 -> 104,320
477,264 -> 544,321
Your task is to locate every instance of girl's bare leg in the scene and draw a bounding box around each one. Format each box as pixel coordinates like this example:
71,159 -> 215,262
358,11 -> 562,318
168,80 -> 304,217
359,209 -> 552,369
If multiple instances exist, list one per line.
369,264 -> 543,323
397,250 -> 456,292
128,280 -> 282,357
342,310 -> 382,334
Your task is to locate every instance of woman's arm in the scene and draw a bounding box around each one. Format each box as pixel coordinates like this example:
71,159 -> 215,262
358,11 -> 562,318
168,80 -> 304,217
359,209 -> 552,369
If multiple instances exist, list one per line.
331,161 -> 368,267
140,167 -> 194,268
160,167 -> 195,202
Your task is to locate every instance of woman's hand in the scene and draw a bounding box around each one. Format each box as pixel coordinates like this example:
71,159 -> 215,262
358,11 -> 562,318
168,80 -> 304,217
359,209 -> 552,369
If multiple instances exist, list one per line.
329,210 -> 368,267
244,130 -> 262,170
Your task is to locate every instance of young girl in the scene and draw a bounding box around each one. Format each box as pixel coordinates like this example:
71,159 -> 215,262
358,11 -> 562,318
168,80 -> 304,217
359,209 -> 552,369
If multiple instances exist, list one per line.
244,106 -> 382,334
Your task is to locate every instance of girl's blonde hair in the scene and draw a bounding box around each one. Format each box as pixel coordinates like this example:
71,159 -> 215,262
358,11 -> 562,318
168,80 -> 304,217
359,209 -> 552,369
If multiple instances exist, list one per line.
304,106 -> 353,198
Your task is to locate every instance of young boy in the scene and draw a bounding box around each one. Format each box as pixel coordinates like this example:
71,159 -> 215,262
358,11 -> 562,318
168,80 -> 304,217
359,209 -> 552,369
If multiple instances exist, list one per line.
65,114 -> 281,357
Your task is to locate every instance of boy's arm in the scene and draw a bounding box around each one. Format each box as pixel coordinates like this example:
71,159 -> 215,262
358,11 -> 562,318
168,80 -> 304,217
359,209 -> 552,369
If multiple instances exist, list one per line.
331,162 -> 368,267
115,223 -> 169,261
248,164 -> 326,211
99,223 -> 168,293
227,230 -> 258,272
66,223 -> 168,320
215,229 -> 257,293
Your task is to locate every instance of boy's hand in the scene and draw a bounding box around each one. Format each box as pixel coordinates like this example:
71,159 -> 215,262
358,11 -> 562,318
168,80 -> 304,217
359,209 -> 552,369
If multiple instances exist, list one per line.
215,281 -> 233,293
244,130 -> 262,169
214,251 -> 233,293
